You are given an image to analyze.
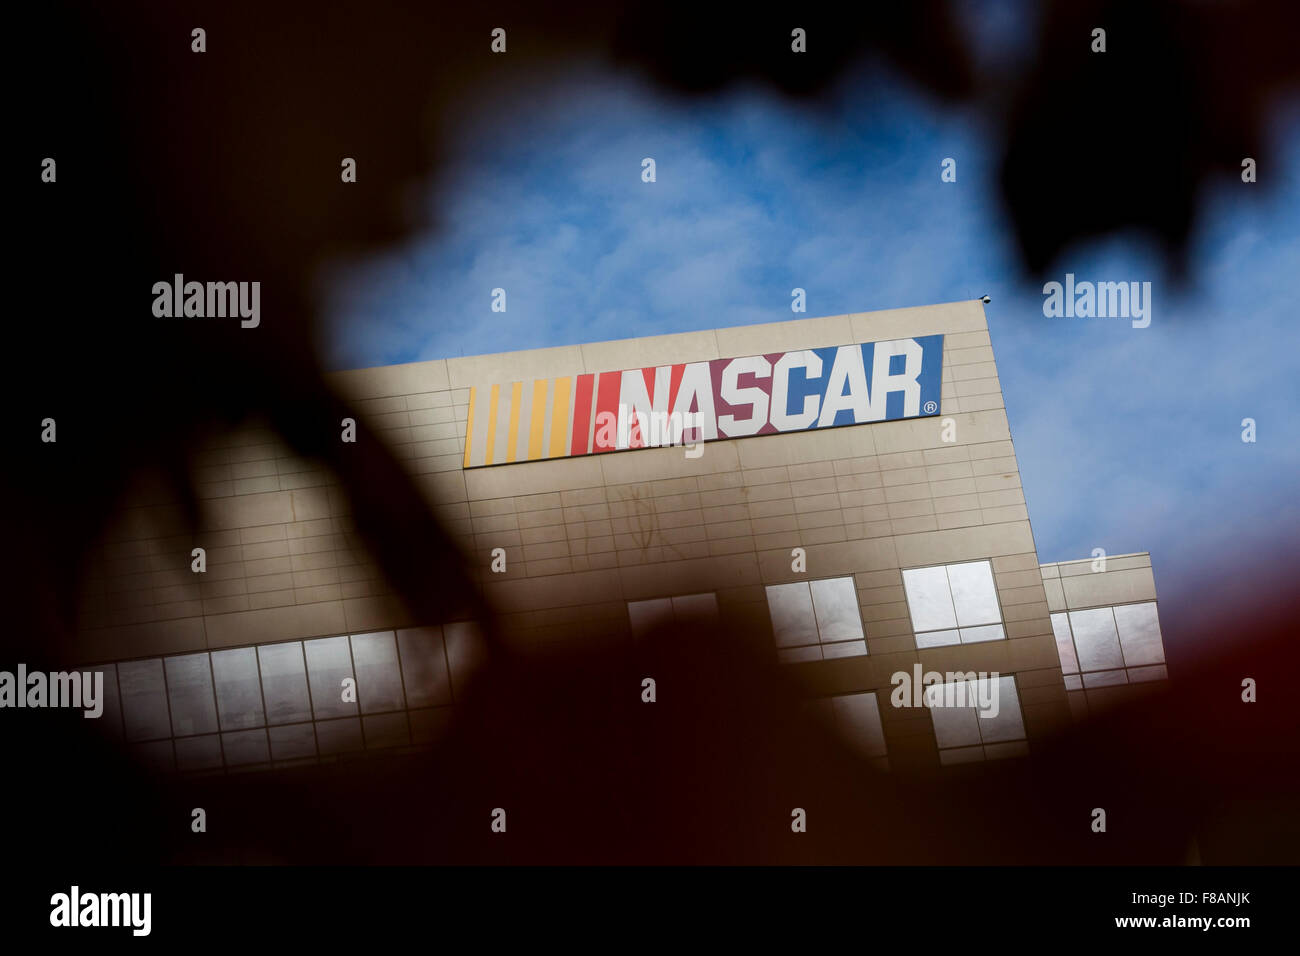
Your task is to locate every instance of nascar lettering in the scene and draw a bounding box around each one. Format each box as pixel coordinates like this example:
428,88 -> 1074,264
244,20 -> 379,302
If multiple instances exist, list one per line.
462,336 -> 943,468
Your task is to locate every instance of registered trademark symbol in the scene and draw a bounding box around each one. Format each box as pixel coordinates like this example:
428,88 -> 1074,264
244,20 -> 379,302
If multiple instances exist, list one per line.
923,401 -> 938,414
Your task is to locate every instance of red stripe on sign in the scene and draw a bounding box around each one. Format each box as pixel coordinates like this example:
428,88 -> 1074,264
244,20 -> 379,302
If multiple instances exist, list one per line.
593,371 -> 621,452
570,373 -> 595,456
668,363 -> 685,412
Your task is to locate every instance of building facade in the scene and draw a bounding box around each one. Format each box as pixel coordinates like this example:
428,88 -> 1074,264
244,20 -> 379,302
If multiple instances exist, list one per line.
73,299 -> 1167,774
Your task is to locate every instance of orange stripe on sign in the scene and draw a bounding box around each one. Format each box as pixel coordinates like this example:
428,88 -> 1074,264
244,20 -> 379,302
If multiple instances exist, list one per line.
484,384 -> 500,465
528,379 -> 547,460
463,386 -> 477,468
570,373 -> 594,456
505,381 -> 523,462
549,376 -> 572,458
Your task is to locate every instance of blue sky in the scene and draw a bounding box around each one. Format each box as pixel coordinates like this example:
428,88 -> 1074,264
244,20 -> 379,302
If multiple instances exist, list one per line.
323,60 -> 1299,663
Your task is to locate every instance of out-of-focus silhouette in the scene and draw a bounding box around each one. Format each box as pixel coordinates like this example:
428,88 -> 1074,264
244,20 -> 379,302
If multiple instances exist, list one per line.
5,0 -> 1297,865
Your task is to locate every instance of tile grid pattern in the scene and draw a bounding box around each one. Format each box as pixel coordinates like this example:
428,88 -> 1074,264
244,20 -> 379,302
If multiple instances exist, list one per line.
77,625 -> 477,775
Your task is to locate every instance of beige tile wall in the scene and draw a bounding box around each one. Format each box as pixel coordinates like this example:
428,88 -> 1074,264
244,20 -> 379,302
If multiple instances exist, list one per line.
1040,552 -> 1158,612
76,299 -> 1074,755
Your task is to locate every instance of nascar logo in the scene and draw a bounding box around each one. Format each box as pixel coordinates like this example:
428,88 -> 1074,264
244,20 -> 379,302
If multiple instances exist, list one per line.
462,335 -> 943,468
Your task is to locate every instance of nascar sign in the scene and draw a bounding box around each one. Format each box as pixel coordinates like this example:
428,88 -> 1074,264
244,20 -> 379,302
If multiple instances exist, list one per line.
462,335 -> 944,468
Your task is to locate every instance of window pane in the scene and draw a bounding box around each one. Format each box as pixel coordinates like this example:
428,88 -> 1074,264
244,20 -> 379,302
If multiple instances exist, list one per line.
350,631 -> 405,714
916,629 -> 960,648
902,566 -> 957,632
362,713 -> 410,749
80,664 -> 122,739
303,636 -> 356,719
831,692 -> 887,758
924,679 -> 981,710
1082,670 -> 1127,688
822,640 -> 866,659
810,577 -> 864,643
316,717 -> 364,755
117,658 -> 172,742
257,642 -> 312,725
939,745 -> 985,766
1069,608 -> 1124,671
766,582 -> 817,648
268,722 -> 316,760
131,740 -> 175,773
947,561 -> 1000,627
175,734 -> 223,772
396,627 -> 451,709
985,740 -> 1029,761
1050,612 -> 1079,674
221,728 -> 269,767
976,675 -> 1026,744
1127,664 -> 1167,683
211,647 -> 265,731
959,624 -> 1005,644
628,598 -> 672,639
672,592 -> 719,623
164,653 -> 218,737
1113,602 -> 1164,666
927,689 -> 981,749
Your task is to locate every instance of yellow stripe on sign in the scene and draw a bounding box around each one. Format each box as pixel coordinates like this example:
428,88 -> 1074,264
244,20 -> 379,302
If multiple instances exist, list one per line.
506,381 -> 523,463
463,386 -> 477,468
485,383 -> 500,466
528,379 -> 548,460
549,376 -> 571,458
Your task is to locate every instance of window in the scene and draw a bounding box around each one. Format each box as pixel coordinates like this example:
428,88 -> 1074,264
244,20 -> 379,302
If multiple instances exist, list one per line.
350,631 -> 405,714
902,560 -> 1005,648
174,734 -> 223,773
117,658 -> 172,742
814,691 -> 889,769
1051,602 -> 1167,689
164,653 -> 219,737
925,674 -> 1027,765
268,722 -> 316,761
765,577 -> 866,662
78,664 -> 122,740
221,728 -> 270,767
257,642 -> 313,725
77,624 -> 468,774
397,627 -> 452,709
804,692 -> 888,769
627,592 -> 720,639
303,636 -> 357,720
211,647 -> 265,731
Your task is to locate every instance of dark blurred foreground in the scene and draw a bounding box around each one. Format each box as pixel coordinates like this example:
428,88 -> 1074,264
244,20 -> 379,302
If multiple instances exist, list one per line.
3,0 -> 1298,865
3,582 -> 1296,865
